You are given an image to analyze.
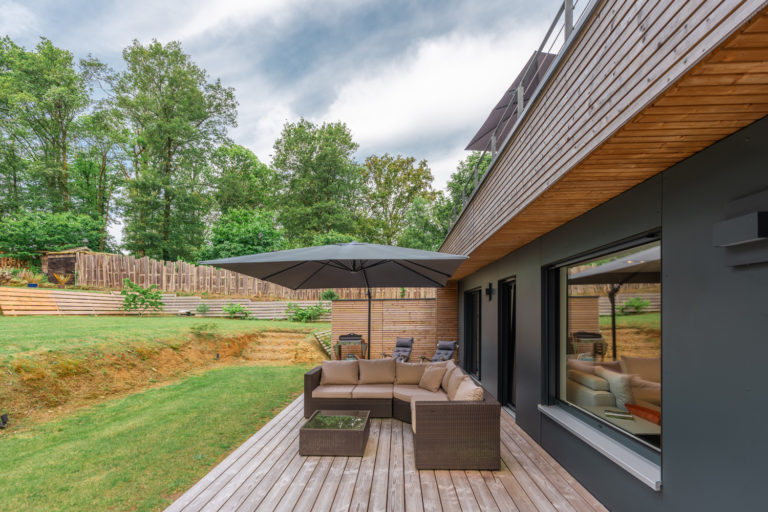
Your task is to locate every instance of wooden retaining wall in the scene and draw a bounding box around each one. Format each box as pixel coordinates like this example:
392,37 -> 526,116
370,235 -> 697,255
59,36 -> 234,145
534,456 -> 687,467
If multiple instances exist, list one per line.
0,287 -> 329,319
72,251 -> 435,300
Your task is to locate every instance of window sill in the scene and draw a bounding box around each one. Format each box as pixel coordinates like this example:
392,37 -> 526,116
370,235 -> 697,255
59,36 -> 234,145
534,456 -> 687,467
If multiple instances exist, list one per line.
538,404 -> 662,491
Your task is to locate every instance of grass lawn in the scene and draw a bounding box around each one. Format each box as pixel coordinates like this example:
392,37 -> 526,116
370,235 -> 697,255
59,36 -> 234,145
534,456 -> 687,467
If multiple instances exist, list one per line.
0,365 -> 308,512
599,312 -> 660,331
0,316 -> 330,360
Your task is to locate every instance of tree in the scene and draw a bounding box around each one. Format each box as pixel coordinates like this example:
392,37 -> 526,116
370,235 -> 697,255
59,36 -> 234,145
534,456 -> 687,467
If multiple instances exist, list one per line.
397,195 -> 446,251
362,154 -> 434,245
212,144 -> 276,213
433,151 -> 493,233
311,230 -> 356,246
272,119 -> 364,245
200,208 -> 284,259
0,37 -> 93,211
115,39 -> 237,261
69,107 -> 126,250
0,211 -> 105,261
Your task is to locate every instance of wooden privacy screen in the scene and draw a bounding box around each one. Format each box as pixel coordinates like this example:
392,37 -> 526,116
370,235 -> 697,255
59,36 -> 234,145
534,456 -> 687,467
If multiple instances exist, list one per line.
330,283 -> 459,361
567,296 -> 600,334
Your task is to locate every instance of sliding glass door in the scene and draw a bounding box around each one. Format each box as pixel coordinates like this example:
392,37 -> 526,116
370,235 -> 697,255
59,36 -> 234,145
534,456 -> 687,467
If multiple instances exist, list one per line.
499,279 -> 516,407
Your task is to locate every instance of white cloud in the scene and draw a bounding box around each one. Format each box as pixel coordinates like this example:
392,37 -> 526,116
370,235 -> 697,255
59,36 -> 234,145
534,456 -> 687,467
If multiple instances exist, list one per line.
317,25 -> 546,187
0,1 -> 38,39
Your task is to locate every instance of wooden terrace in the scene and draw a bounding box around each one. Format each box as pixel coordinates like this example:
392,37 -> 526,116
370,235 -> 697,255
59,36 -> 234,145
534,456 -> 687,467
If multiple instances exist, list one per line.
166,395 -> 607,512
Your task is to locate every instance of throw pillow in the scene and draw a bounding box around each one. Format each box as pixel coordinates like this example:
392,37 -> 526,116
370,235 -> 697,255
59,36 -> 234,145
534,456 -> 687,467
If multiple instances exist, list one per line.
451,378 -> 484,401
358,358 -> 396,384
625,403 -> 661,425
446,368 -> 467,398
441,360 -> 457,390
320,360 -> 358,385
418,365 -> 447,392
395,361 -> 426,384
620,356 -> 660,383
594,366 -> 635,410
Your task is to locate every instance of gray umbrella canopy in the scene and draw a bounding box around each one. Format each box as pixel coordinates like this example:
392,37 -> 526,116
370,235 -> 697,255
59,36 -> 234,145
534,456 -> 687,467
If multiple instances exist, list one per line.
200,242 -> 467,290
568,246 -> 660,286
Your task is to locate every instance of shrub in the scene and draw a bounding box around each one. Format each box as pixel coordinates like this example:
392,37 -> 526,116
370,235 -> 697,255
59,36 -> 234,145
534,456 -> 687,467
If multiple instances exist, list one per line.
286,302 -> 330,322
189,322 -> 218,339
120,278 -> 164,316
618,296 -> 650,315
196,303 -> 210,316
319,289 -> 339,301
223,302 -> 250,319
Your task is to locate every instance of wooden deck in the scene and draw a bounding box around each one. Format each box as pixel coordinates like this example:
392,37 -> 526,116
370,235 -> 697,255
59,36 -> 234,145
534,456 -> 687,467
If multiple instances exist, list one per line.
166,396 -> 608,512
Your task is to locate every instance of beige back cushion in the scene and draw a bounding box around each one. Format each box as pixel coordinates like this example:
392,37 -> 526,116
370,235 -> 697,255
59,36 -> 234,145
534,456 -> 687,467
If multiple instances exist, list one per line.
320,360 -> 358,385
620,357 -> 660,383
418,365 -> 447,392
445,368 -> 467,398
358,358 -> 396,384
451,379 -> 484,401
594,366 -> 635,409
440,360 -> 457,390
395,362 -> 427,384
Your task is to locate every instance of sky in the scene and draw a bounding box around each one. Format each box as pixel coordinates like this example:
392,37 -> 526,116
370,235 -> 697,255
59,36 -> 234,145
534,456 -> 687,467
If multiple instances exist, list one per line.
1,0 -> 563,192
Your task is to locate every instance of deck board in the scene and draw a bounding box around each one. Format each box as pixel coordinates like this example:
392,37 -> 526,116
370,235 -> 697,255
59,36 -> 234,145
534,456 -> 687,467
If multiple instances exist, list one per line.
166,395 -> 608,512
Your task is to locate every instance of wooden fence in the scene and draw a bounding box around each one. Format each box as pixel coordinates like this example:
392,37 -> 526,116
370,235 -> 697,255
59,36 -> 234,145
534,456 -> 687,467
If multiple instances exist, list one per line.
330,284 -> 459,361
73,251 -> 436,300
598,293 -> 660,315
0,286 -> 329,319
0,257 -> 27,269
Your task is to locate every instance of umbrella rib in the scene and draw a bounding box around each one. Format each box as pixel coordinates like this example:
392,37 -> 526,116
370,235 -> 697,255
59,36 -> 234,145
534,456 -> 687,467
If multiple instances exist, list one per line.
329,260 -> 353,271
295,261 -> 331,289
391,261 -> 444,287
402,259 -> 454,278
262,261 -> 311,281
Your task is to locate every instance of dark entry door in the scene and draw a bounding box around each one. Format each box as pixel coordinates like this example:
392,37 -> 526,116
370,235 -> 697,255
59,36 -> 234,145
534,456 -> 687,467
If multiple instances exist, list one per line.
499,279 -> 516,407
464,289 -> 481,377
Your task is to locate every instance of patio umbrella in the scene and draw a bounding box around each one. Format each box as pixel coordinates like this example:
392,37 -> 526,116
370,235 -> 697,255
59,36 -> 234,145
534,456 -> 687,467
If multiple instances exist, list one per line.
200,242 -> 467,357
568,245 -> 660,360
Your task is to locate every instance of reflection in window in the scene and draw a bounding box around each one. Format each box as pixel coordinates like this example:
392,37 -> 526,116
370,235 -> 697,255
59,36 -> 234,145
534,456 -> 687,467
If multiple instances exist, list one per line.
560,241 -> 661,450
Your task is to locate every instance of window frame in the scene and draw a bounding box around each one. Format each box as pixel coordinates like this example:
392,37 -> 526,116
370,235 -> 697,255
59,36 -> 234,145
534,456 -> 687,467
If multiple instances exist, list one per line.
543,232 -> 662,459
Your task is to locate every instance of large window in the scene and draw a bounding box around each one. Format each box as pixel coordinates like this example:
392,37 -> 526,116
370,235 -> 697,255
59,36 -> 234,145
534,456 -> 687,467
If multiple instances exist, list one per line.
558,240 -> 661,450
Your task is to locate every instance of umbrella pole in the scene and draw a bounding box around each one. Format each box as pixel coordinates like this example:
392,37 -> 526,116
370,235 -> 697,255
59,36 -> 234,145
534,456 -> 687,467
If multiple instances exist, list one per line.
608,284 -> 620,361
367,287 -> 372,359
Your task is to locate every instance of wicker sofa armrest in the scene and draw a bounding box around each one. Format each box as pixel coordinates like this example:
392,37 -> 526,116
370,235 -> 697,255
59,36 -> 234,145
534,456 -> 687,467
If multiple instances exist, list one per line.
413,397 -> 501,470
304,366 -> 322,417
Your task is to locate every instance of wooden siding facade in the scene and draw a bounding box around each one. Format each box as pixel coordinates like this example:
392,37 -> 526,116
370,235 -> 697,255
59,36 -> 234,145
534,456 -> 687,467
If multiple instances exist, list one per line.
442,0 -> 768,279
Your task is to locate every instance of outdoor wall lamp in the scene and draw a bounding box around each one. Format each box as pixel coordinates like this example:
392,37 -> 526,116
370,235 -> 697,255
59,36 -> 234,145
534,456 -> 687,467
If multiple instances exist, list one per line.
485,282 -> 494,301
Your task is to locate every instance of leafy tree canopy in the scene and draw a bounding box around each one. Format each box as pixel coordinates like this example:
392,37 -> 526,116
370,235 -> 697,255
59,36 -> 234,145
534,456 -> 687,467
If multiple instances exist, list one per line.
362,153 -> 434,245
0,211 -> 106,261
272,119 -> 364,246
200,208 -> 284,260
212,143 -> 276,213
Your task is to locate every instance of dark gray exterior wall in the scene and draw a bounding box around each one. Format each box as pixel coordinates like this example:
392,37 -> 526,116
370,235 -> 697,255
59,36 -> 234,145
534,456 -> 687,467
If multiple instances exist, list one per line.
456,115 -> 768,511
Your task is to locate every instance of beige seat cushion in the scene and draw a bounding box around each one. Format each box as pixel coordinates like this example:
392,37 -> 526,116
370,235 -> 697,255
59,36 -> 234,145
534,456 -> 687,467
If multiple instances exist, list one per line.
418,365 -> 446,392
320,360 -> 358,385
393,384 -> 447,402
450,378 -> 484,401
351,384 -> 394,399
410,395 -> 449,433
445,368 -> 468,398
312,384 -> 355,399
395,361 -> 427,384
359,358 -> 396,384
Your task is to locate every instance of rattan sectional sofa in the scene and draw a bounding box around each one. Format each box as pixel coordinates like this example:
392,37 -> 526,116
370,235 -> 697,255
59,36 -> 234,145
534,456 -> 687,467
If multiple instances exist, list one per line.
304,358 -> 500,470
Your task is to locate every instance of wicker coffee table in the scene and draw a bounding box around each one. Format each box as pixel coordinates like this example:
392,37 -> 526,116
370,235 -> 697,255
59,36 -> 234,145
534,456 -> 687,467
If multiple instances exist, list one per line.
299,410 -> 371,456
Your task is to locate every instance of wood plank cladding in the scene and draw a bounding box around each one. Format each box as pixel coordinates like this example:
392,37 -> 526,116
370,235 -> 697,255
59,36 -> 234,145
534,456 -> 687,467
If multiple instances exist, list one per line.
331,299 -> 457,361
442,1 -> 768,279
